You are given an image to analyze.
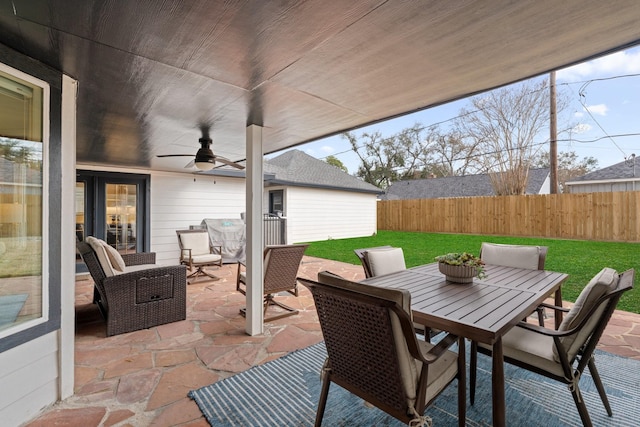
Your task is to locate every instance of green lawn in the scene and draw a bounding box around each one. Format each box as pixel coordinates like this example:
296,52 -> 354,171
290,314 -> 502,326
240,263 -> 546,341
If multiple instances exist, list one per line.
301,230 -> 640,314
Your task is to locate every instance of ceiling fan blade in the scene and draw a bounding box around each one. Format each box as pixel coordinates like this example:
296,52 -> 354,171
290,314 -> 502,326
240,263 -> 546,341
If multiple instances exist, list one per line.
215,156 -> 245,169
157,154 -> 193,157
184,159 -> 195,168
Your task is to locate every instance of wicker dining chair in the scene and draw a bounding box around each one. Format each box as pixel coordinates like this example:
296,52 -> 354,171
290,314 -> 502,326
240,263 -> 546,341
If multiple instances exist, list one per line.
236,244 -> 308,321
299,271 -> 466,427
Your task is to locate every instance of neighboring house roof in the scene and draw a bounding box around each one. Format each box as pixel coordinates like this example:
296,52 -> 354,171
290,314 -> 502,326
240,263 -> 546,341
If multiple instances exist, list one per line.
381,168 -> 550,200
264,150 -> 381,194
566,159 -> 639,184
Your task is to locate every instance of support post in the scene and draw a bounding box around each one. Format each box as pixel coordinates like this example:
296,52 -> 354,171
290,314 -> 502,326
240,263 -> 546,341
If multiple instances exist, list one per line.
245,124 -> 264,335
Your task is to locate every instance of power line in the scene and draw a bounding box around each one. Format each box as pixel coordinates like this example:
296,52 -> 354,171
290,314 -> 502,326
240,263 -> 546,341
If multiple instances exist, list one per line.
318,72 -> 640,166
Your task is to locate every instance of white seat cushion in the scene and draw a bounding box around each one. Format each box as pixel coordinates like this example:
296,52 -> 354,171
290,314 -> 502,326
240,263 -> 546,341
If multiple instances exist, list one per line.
479,325 -> 563,377
480,243 -> 540,270
191,253 -> 221,264
365,247 -> 406,276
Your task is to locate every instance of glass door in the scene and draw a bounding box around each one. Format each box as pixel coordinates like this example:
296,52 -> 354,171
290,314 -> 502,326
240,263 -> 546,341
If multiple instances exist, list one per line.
76,171 -> 149,273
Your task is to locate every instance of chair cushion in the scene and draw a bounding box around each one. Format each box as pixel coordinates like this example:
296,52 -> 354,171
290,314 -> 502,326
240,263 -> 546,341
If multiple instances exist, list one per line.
179,232 -> 211,256
480,325 -> 564,377
191,253 -> 222,264
118,264 -> 158,275
86,236 -> 115,277
480,243 -> 540,270
364,247 -> 406,276
101,240 -> 125,272
553,267 -> 618,361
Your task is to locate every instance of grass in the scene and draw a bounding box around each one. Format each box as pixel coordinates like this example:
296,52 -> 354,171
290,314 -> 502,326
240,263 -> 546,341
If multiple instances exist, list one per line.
301,230 -> 640,314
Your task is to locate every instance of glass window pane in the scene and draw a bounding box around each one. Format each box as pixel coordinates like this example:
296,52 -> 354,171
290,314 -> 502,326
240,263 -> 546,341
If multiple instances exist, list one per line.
105,183 -> 137,254
0,68 -> 44,335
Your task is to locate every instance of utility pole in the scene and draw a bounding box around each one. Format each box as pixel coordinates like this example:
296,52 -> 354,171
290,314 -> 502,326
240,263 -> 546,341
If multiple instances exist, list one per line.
549,71 -> 558,193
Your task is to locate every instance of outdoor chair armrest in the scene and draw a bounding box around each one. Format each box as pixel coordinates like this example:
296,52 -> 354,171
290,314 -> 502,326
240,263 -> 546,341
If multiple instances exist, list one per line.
419,332 -> 460,363
121,251 -> 156,266
211,245 -> 223,255
102,265 -> 187,288
539,301 -> 570,312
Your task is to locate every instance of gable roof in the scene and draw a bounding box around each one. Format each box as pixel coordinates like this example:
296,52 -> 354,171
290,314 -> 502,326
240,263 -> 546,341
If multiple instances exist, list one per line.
381,168 -> 550,200
264,150 -> 381,194
566,159 -> 639,184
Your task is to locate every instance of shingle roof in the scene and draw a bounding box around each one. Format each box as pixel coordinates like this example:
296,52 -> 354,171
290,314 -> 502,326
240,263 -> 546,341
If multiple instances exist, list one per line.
265,150 -> 382,194
380,168 -> 549,200
567,159 -> 639,183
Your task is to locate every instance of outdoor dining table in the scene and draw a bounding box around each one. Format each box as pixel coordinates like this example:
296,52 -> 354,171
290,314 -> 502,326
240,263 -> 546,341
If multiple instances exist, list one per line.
361,262 -> 569,427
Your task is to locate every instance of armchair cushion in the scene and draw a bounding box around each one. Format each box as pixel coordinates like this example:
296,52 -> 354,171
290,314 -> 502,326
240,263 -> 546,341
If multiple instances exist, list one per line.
364,247 -> 406,276
103,241 -> 126,272
480,242 -> 540,270
86,236 -> 116,277
179,232 -> 211,256
553,267 -> 618,361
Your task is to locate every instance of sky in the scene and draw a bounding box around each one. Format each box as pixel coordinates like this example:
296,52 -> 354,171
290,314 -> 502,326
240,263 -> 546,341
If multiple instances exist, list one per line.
271,46 -> 640,175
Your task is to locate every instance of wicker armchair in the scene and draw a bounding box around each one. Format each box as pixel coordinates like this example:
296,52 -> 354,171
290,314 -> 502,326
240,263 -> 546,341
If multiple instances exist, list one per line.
77,239 -> 187,336
299,271 -> 466,426
236,244 -> 308,321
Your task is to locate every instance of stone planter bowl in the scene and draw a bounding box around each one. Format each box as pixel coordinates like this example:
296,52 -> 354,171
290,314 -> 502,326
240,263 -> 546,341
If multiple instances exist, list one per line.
438,262 -> 477,284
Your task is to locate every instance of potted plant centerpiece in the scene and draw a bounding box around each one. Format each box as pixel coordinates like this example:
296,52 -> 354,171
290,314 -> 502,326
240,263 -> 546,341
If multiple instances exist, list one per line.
435,252 -> 486,283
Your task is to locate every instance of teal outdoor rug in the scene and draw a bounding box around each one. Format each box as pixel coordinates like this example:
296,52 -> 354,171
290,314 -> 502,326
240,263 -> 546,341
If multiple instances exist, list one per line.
0,293 -> 28,328
189,341 -> 640,426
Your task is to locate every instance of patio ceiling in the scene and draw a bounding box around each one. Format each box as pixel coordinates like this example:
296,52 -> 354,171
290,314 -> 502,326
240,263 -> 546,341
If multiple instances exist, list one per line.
1,1 -> 640,173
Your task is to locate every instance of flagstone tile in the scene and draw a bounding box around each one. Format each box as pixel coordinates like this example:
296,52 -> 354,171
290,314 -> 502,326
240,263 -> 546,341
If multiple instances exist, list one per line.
157,320 -> 197,340
155,349 -> 197,367
267,325 -> 324,354
103,352 -> 154,379
117,370 -> 162,404
26,407 -> 107,427
146,363 -> 219,411
75,346 -> 134,366
148,398 -> 205,427
199,319 -> 239,336
76,379 -> 117,397
103,409 -> 136,426
74,365 -> 101,390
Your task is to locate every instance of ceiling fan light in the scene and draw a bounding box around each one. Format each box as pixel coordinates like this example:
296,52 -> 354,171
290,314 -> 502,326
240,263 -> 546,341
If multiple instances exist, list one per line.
195,161 -> 214,171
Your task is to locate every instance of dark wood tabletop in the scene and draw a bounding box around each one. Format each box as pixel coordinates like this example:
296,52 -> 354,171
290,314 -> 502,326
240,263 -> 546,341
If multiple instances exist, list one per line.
361,262 -> 569,427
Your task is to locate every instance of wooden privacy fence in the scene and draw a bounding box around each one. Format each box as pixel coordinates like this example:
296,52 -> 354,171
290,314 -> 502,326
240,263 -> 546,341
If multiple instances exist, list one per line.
377,191 -> 640,242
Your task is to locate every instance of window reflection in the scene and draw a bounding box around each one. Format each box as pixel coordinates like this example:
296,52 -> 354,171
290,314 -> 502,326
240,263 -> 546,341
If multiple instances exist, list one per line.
0,68 -> 44,335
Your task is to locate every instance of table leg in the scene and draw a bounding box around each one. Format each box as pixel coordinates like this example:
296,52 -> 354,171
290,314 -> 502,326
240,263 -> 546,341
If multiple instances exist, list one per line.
554,288 -> 563,329
492,336 -> 505,427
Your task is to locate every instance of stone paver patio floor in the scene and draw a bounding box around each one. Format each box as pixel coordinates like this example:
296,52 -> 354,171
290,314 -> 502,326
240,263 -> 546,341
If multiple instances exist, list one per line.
24,256 -> 640,426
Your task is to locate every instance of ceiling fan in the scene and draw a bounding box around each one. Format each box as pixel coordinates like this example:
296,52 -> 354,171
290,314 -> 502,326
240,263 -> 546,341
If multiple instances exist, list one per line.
157,127 -> 244,170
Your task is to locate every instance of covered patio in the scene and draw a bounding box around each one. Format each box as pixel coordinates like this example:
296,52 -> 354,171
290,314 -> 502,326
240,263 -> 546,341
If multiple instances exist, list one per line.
25,257 -> 640,426
2,1 -> 640,425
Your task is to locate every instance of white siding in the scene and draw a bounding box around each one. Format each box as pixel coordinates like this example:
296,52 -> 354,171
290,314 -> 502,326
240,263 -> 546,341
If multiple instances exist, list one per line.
284,186 -> 377,243
0,332 -> 59,426
569,181 -> 638,193
149,171 -> 246,264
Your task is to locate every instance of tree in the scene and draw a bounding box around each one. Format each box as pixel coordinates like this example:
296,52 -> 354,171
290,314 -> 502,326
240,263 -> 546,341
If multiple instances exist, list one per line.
533,150 -> 598,192
346,124 -> 480,186
324,155 -> 348,173
456,78 -> 570,195
343,131 -> 403,188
